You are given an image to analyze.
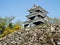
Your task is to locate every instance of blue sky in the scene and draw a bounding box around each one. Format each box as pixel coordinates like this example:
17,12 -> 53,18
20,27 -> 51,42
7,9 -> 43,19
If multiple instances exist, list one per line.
0,0 -> 60,22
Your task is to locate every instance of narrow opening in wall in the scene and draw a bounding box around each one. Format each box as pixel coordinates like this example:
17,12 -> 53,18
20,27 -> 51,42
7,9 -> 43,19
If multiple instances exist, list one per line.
24,24 -> 29,27
37,15 -> 44,18
33,21 -> 43,25
29,16 -> 35,20
35,10 -> 42,13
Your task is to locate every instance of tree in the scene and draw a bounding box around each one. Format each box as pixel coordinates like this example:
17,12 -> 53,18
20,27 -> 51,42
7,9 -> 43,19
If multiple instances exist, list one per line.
15,20 -> 23,28
48,17 -> 60,24
0,16 -> 22,38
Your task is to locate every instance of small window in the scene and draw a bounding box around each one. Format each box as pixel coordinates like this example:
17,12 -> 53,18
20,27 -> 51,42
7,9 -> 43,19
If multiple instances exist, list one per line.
24,24 -> 29,27
29,16 -> 35,20
37,15 -> 44,18
35,10 -> 42,13
35,10 -> 40,12
30,12 -> 32,14
33,21 -> 43,25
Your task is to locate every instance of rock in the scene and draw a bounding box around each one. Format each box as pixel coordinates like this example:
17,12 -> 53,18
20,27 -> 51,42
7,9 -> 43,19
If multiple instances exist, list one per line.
0,24 -> 60,45
50,26 -> 55,32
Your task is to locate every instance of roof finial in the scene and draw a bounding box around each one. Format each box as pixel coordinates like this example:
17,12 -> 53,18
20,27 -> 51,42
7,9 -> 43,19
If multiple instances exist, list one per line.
33,4 -> 36,7
33,4 -> 39,8
31,4 -> 38,9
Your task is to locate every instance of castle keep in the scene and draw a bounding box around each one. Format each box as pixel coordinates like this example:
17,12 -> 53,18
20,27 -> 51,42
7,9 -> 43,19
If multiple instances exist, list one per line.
24,5 -> 48,27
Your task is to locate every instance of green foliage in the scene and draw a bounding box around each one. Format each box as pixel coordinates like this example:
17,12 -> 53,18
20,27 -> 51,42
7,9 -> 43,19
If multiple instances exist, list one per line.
0,16 -> 22,38
8,23 -> 14,29
16,19 -> 23,26
49,17 -> 60,24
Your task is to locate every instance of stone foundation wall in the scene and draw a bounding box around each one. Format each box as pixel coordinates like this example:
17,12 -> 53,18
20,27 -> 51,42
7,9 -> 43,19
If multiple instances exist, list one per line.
0,24 -> 60,45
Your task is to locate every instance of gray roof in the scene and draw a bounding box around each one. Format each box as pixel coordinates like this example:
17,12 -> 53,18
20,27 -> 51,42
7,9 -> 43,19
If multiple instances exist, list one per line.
26,12 -> 45,18
28,5 -> 48,13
